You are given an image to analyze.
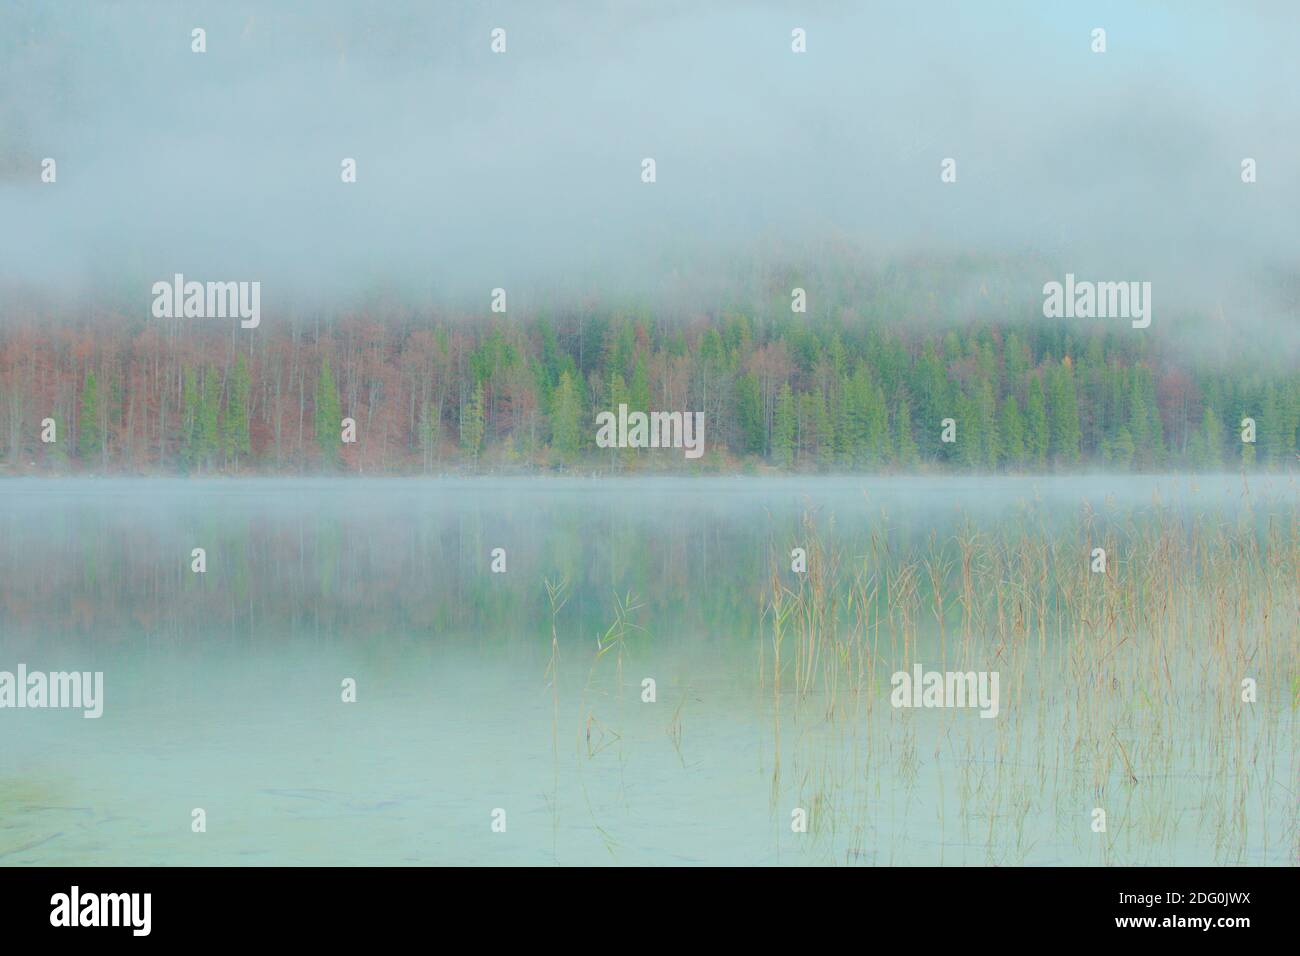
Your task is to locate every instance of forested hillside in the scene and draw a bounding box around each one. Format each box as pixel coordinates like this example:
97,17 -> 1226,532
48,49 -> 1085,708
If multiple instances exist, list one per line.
1,307 -> 1295,474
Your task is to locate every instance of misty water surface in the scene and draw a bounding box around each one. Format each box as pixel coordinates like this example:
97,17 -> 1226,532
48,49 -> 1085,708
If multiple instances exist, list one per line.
0,475 -> 1295,864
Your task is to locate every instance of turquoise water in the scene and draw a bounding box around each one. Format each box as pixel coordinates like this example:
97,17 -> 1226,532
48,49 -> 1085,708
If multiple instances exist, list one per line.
1,475 -> 1295,865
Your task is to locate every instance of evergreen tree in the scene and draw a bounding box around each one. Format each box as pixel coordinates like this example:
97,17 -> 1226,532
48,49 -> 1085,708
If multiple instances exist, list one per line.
998,394 -> 1024,467
833,377 -> 855,466
180,365 -> 199,470
914,344 -> 950,459
605,371 -> 629,467
976,379 -> 999,468
842,365 -> 872,464
894,397 -> 919,468
735,373 -> 766,455
1025,376 -> 1048,469
196,370 -> 222,471
1127,371 -> 1150,458
865,384 -> 890,465
1110,425 -> 1135,469
954,391 -> 981,468
629,355 -> 651,414
1200,405 -> 1223,469
460,381 -> 485,464
315,357 -> 342,467
1003,333 -> 1028,398
1048,361 -> 1081,466
1129,365 -> 1165,468
799,389 -> 832,467
78,370 -> 102,464
549,370 -> 582,459
772,383 -> 796,467
221,354 -> 251,466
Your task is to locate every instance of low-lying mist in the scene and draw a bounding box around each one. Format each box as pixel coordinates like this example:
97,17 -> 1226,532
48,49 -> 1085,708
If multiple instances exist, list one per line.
2,1 -> 1297,362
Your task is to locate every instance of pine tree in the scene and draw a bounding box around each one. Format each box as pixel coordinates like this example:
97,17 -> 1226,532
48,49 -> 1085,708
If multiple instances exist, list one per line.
629,355 -> 651,415
954,391 -> 981,468
196,370 -> 222,472
914,345 -> 949,459
1128,365 -> 1164,469
460,381 -> 485,465
315,357 -> 342,467
1025,376 -> 1048,469
549,370 -> 582,459
221,354 -> 251,467
180,365 -> 199,470
735,372 -> 765,455
605,371 -> 629,467
773,383 -> 796,467
1110,425 -> 1135,468
1127,371 -> 1150,459
78,370 -> 102,464
1003,333 -> 1028,397
842,365 -> 871,464
1200,405 -> 1223,469
976,379 -> 999,468
1048,361 -> 1081,466
865,384 -> 890,465
894,397 -> 919,467
998,394 -> 1024,468
799,389 -> 832,467
833,378 -> 855,466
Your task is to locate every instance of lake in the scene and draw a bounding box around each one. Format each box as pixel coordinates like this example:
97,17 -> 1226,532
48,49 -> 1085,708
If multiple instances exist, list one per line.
1,475 -> 1295,865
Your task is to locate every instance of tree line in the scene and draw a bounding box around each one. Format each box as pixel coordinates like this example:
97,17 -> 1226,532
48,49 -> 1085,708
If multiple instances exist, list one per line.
1,309 -> 1295,474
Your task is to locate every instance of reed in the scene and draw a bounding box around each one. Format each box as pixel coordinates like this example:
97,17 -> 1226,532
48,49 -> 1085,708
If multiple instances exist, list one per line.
757,488 -> 1298,865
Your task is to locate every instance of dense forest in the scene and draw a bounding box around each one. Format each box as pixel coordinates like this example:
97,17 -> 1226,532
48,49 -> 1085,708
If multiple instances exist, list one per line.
0,305 -> 1296,475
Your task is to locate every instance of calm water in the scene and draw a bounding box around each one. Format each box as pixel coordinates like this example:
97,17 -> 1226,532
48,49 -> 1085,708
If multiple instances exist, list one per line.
1,475 -> 1296,865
